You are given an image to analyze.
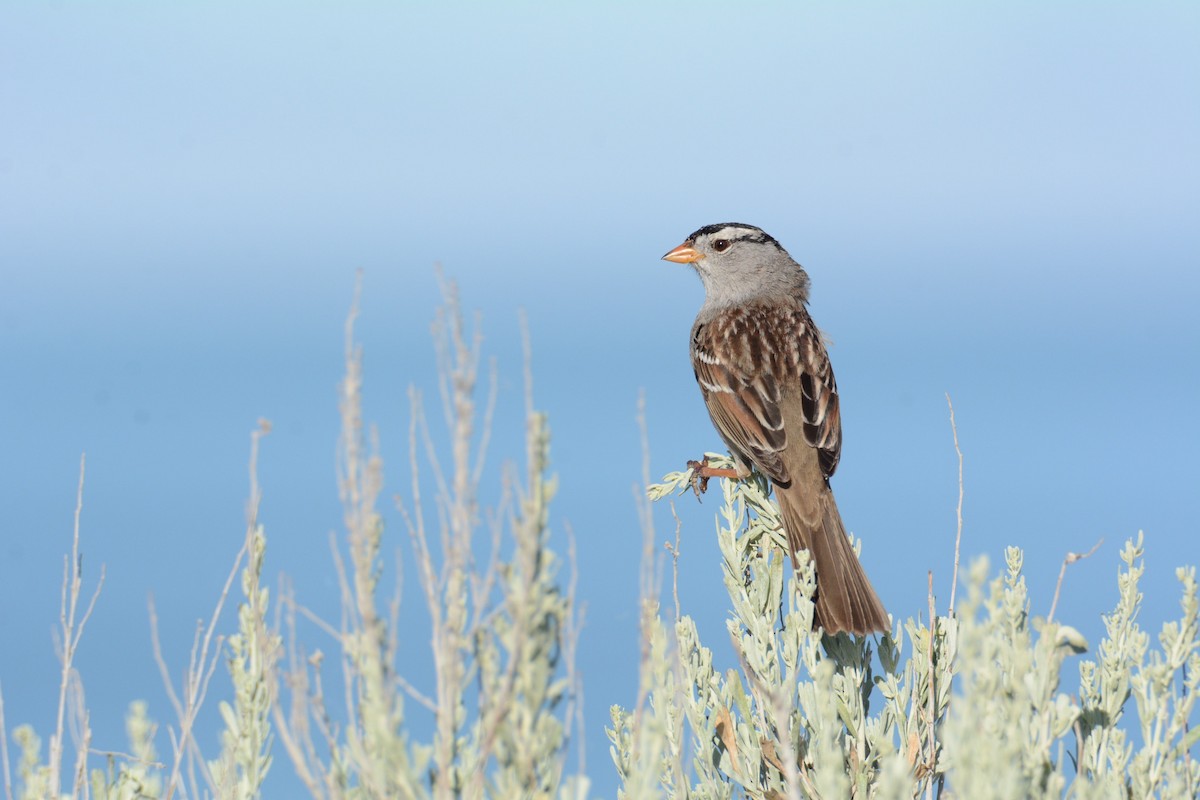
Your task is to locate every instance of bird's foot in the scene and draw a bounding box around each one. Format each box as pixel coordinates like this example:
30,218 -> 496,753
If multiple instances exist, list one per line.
686,458 -> 741,498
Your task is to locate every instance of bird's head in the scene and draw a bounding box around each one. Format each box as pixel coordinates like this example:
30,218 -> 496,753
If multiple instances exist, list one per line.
663,223 -> 810,306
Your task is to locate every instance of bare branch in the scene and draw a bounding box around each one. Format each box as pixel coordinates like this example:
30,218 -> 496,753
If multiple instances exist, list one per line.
1047,538 -> 1104,624
665,502 -> 683,623
946,394 -> 965,616
48,454 -> 104,799
154,529 -> 249,800
0,683 -> 13,800
927,570 -> 937,800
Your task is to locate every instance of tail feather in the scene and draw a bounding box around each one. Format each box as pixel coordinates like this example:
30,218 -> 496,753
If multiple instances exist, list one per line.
776,485 -> 889,635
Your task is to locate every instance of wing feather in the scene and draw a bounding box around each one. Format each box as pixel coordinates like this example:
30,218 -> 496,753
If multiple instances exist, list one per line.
691,302 -> 842,483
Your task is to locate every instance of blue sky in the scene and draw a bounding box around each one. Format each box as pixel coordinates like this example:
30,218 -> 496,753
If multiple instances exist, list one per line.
2,3 -> 1198,796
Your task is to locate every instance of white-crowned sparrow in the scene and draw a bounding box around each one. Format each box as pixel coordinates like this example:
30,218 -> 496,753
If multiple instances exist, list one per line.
664,223 -> 889,635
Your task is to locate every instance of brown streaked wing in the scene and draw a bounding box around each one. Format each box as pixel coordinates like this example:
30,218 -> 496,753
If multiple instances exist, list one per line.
691,321 -> 789,484
791,313 -> 842,478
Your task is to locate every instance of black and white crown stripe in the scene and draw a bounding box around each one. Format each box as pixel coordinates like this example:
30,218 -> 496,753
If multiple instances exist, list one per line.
686,222 -> 783,249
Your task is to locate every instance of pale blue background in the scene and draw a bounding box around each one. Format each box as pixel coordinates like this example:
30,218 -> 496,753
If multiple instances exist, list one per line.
2,3 -> 1198,796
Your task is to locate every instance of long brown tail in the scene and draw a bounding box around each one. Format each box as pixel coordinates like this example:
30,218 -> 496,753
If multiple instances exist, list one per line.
775,483 -> 889,635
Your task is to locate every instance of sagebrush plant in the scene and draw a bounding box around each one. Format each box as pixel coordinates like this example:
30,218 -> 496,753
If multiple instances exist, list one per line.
609,460 -> 1199,798
1,280 -> 583,800
2,281 -> 1197,799
268,277 -> 584,800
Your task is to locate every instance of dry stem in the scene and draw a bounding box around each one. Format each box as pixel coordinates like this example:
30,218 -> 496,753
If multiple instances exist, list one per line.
1047,537 -> 1104,624
0,682 -> 11,800
946,394 -> 964,616
46,454 -> 105,799
151,526 -> 249,799
926,571 -> 937,800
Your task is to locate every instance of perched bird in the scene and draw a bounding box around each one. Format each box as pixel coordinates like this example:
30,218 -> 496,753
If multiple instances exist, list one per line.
663,223 -> 889,635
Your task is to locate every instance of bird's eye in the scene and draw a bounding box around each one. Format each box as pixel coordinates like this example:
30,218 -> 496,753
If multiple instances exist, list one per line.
712,239 -> 732,253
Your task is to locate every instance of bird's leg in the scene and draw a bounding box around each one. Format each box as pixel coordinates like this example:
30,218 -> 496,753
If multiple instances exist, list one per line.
686,457 -> 742,497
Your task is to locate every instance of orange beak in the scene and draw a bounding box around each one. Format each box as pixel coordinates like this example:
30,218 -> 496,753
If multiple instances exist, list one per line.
662,242 -> 702,263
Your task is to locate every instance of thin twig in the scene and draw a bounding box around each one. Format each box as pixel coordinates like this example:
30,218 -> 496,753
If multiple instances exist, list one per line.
394,673 -> 438,714
269,585 -> 326,799
471,355 -> 499,493
926,571 -> 937,800
50,454 -> 104,798
519,307 -> 536,433
148,601 -> 185,738
295,601 -> 343,642
401,391 -> 436,594
325,528 -> 359,738
629,389 -> 663,759
469,480 -> 510,636
152,528 -> 250,800
248,418 -> 269,521
563,521 -> 587,781
66,670 -> 91,798
1047,538 -> 1104,623
1183,659 -> 1193,799
400,389 -> 443,660
468,515 -> 529,798
87,749 -> 166,769
0,683 -> 13,800
946,394 -> 964,616
666,502 -> 683,623
635,391 -> 662,607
